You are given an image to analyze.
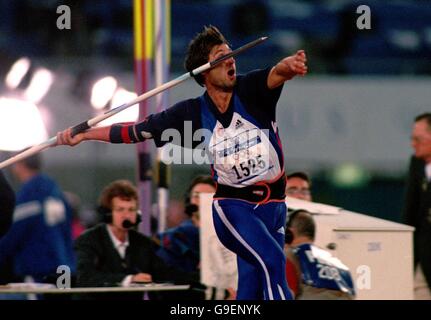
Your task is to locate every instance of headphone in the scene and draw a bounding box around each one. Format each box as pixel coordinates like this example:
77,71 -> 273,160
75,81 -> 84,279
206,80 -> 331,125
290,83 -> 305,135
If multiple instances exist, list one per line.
284,209 -> 305,245
98,205 -> 142,226
184,190 -> 198,217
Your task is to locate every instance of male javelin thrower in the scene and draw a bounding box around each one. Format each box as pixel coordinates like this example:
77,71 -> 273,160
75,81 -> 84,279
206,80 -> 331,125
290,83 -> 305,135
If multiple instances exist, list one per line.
57,26 -> 308,300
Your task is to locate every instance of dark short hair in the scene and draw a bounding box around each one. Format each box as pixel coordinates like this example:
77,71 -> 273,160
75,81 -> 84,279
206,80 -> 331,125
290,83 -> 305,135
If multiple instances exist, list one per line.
287,209 -> 316,241
186,175 -> 216,197
415,113 -> 431,130
184,175 -> 216,217
185,175 -> 215,202
286,171 -> 311,185
17,153 -> 42,171
99,180 -> 138,210
184,25 -> 229,87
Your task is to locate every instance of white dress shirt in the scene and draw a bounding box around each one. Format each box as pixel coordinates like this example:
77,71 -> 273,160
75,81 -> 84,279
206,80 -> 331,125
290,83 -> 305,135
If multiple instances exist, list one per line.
106,225 -> 133,286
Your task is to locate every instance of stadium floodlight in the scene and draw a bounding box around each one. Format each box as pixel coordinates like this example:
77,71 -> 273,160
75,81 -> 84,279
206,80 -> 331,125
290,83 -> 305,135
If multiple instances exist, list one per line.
98,88 -> 138,126
24,68 -> 54,104
5,57 -> 31,90
90,76 -> 118,110
0,97 -> 48,151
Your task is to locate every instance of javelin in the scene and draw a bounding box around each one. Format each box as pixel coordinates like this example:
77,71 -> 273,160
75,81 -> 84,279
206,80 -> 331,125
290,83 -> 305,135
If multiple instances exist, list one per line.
0,36 -> 268,170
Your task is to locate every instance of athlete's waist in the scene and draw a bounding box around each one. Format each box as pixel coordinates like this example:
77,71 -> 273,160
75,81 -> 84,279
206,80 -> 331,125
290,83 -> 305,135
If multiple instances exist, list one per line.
214,176 -> 286,204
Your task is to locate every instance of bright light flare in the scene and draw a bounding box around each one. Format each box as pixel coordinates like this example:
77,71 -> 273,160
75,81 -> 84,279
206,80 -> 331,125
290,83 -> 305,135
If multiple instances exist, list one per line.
98,88 -> 138,126
90,76 -> 118,110
5,57 -> 31,89
0,97 -> 48,151
24,68 -> 54,104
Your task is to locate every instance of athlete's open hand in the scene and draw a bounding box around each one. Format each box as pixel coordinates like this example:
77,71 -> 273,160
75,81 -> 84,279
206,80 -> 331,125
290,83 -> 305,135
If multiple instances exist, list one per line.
278,50 -> 308,79
268,50 -> 308,88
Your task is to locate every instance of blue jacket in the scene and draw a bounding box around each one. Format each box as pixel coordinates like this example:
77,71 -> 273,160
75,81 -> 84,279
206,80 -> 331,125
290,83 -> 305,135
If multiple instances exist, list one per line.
293,243 -> 355,296
0,174 -> 76,282
156,219 -> 200,273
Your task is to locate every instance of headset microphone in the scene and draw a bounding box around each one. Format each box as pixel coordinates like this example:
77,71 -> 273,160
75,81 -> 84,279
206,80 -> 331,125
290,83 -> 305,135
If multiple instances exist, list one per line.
185,204 -> 198,217
122,220 -> 134,229
122,210 -> 142,228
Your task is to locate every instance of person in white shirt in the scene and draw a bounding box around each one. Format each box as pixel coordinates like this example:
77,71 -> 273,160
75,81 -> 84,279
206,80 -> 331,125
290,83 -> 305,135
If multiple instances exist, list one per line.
74,180 -> 198,300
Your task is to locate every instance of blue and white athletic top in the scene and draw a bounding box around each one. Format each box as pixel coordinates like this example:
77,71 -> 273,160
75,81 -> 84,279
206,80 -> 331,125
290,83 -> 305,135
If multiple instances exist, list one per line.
110,68 -> 285,188
293,243 -> 356,296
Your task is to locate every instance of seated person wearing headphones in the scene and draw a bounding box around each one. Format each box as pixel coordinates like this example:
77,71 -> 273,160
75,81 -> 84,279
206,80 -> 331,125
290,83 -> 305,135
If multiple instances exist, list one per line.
284,209 -> 355,300
74,180 -> 199,300
156,175 -> 216,273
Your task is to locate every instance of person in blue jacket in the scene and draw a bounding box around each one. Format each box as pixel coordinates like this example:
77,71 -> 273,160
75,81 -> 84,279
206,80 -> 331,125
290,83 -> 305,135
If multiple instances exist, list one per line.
156,175 -> 216,273
284,209 -> 355,299
0,154 -> 75,287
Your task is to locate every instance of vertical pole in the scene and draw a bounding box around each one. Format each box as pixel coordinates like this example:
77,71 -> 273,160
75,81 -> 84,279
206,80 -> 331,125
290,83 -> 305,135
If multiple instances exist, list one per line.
134,0 -> 153,236
154,0 -> 171,233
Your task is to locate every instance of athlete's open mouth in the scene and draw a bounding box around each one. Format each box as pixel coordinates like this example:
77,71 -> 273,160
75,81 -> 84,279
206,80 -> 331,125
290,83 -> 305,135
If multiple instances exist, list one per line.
228,69 -> 235,77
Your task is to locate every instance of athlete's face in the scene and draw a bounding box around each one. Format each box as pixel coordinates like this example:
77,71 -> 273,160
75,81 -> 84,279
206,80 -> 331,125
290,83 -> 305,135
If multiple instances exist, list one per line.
411,119 -> 431,162
204,44 -> 236,91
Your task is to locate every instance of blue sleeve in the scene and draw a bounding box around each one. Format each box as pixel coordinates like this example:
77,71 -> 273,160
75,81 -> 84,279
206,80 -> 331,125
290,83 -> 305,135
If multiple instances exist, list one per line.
110,99 -> 201,148
0,214 -> 32,268
237,67 -> 284,122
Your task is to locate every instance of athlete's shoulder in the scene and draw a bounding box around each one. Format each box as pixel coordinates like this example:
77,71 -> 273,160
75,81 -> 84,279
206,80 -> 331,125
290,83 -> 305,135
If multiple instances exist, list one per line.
167,96 -> 202,119
171,96 -> 201,109
237,67 -> 271,86
235,67 -> 280,107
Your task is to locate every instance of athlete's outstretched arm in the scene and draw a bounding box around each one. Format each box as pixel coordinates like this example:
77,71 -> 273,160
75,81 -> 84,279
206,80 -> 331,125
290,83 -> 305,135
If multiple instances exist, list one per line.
267,50 -> 308,89
56,121 -> 155,146
56,101 -> 188,148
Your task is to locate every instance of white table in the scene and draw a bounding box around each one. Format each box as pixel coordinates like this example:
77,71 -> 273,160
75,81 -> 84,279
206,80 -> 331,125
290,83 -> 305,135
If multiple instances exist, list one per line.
0,283 -> 190,294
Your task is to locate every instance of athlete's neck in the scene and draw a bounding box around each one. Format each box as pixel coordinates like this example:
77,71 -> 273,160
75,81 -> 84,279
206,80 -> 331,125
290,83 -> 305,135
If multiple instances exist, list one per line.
207,88 -> 232,114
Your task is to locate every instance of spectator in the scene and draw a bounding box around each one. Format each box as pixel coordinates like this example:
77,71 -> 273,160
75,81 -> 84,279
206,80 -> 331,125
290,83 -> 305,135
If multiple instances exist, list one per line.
284,209 -> 355,299
74,179 -> 220,300
0,154 -> 75,290
156,175 -> 216,273
402,113 -> 431,299
285,171 -> 312,201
